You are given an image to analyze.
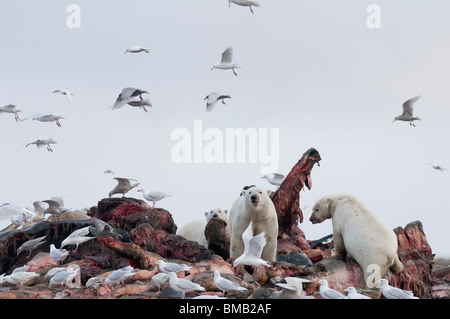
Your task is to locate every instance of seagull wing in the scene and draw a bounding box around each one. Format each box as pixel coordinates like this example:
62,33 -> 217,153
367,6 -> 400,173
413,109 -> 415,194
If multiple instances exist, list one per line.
386,286 -> 415,299
205,93 -> 220,112
323,288 -> 347,299
221,47 -> 233,64
43,199 -> 62,209
65,91 -> 74,104
113,88 -> 137,109
276,283 -> 297,291
284,277 -> 310,292
217,277 -> 243,291
246,231 -> 266,258
67,226 -> 91,238
402,95 -> 421,116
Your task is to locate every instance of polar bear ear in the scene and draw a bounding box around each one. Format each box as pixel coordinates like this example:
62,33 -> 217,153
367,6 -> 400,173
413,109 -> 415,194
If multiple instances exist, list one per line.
204,211 -> 208,217
326,198 -> 337,215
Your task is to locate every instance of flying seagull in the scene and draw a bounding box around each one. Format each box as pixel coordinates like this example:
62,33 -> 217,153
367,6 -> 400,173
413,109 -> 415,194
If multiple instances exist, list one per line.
0,104 -> 22,121
211,47 -> 241,76
204,93 -> 231,112
25,138 -> 57,152
42,197 -> 71,218
393,95 -> 422,127
424,163 -> 447,172
261,173 -> 285,186
124,46 -> 150,54
127,98 -> 152,112
228,0 -> 260,14
112,87 -> 149,110
233,231 -> 270,267
30,113 -> 66,127
53,90 -> 74,104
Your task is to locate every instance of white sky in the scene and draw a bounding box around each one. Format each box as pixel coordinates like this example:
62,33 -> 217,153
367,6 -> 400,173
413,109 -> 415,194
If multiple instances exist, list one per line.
0,1 -> 449,258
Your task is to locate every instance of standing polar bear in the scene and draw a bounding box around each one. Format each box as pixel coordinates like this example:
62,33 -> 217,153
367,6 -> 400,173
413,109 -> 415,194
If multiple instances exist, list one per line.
309,194 -> 404,289
229,185 -> 278,262
177,209 -> 229,247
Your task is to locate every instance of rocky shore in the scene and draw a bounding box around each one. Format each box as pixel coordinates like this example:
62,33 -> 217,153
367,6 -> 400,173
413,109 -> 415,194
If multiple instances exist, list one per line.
0,196 -> 448,299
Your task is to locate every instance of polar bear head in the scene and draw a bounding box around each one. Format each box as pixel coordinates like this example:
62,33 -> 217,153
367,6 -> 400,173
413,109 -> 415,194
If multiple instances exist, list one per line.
309,196 -> 337,224
204,208 -> 228,223
243,186 -> 272,210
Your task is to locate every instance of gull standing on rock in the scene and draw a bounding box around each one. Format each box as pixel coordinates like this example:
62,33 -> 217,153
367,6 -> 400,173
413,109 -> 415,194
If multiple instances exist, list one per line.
0,271 -> 40,289
16,235 -> 47,258
204,93 -> 231,112
112,87 -> 149,110
151,272 -> 170,291
49,265 -> 81,288
138,188 -> 172,208
50,244 -> 70,265
61,226 -> 95,253
317,279 -> 347,299
379,279 -> 419,299
154,260 -> 192,273
124,46 -> 150,54
343,286 -> 372,299
0,104 -> 22,121
233,231 -> 270,267
393,95 -> 422,127
25,138 -> 57,152
53,90 -> 74,104
274,277 -> 312,299
228,0 -> 260,14
213,270 -> 247,295
168,272 -> 205,298
109,177 -> 140,198
211,47 -> 241,76
105,265 -> 137,285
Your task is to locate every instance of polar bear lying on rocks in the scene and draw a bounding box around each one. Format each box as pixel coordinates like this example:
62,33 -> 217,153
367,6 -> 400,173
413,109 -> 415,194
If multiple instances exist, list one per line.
177,209 -> 229,248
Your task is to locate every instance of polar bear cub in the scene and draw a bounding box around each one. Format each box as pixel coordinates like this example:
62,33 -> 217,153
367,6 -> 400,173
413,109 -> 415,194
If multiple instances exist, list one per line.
229,185 -> 278,262
309,194 -> 404,289
177,209 -> 228,247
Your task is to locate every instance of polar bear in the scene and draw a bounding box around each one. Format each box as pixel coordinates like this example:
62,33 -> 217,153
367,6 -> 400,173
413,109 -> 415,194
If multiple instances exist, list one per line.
309,194 -> 404,289
176,209 -> 228,247
229,185 -> 278,262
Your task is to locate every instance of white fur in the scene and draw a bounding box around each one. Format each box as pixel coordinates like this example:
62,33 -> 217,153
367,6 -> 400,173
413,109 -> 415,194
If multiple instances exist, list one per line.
310,194 -> 404,288
229,186 -> 278,262
177,209 -> 228,248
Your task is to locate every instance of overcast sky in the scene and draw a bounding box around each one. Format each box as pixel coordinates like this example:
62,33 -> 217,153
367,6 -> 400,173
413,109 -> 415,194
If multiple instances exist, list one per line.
0,1 -> 449,258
